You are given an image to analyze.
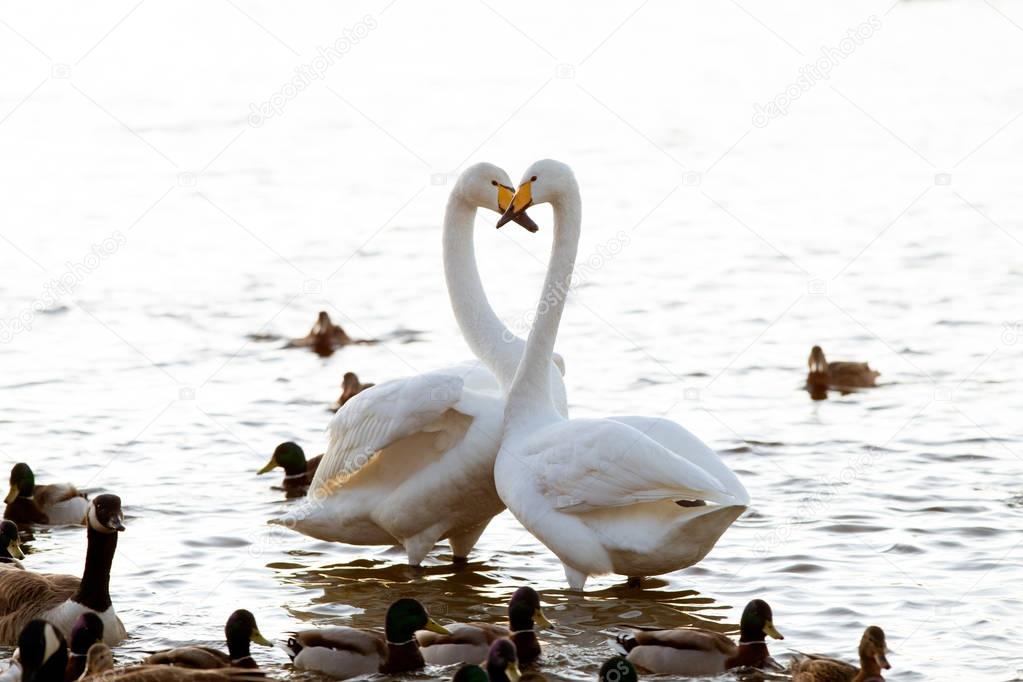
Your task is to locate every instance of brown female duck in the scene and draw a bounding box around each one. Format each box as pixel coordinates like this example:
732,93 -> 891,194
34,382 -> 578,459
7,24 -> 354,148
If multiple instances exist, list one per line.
791,625 -> 891,681
807,346 -> 880,390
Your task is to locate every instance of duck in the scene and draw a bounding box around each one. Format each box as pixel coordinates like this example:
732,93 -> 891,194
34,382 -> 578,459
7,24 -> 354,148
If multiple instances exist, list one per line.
598,656 -> 637,682
0,494 -> 126,645
806,346 -> 880,390
257,442 -> 321,493
329,372 -> 374,412
4,463 -> 89,526
791,626 -> 891,681
66,613 -> 105,681
417,586 -> 552,666
493,160 -> 748,590
0,521 -> 24,569
81,643 -> 267,682
616,599 -> 782,676
144,610 -> 272,669
284,598 -> 449,678
277,163 -> 567,566
287,311 -> 374,357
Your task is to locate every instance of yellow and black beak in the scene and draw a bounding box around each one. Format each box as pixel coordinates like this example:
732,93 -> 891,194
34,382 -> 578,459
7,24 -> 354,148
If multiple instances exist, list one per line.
424,618 -> 451,635
497,180 -> 535,230
4,485 -> 18,505
8,537 -> 24,560
257,456 -> 278,475
250,629 -> 273,647
764,621 -> 783,640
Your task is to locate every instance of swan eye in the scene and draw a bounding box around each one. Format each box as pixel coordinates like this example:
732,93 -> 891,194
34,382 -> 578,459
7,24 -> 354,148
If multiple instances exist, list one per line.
530,176 -> 537,182
491,180 -> 498,186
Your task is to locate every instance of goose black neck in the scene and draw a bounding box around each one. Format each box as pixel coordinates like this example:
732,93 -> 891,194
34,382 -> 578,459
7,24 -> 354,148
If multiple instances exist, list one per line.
73,526 -> 117,610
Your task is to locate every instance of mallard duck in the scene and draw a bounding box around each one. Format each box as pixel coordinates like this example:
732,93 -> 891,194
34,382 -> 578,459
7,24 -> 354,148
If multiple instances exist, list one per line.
82,643 -> 266,682
807,346 -> 880,389
330,372 -> 374,411
4,463 -> 89,526
257,443 -> 321,493
451,663 -> 488,682
791,626 -> 890,681
616,599 -> 782,676
284,598 -> 449,678
145,610 -> 271,669
287,312 -> 375,357
0,521 -> 24,569
0,494 -> 126,645
482,640 -> 520,682
598,656 -> 637,682
66,612 -> 105,681
417,586 -> 552,666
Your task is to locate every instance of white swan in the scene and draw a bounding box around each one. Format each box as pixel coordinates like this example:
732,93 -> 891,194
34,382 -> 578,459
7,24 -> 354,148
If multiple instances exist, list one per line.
493,159 -> 749,590
277,163 -> 568,565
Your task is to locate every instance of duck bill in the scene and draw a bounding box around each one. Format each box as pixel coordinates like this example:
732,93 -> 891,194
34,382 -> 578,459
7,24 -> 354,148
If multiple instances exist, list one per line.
764,622 -> 783,640
496,181 -> 534,229
257,457 -> 277,475
534,609 -> 554,629
251,630 -> 273,647
424,618 -> 451,635
8,538 -> 24,560
507,661 -> 521,682
4,486 -> 17,505
876,652 -> 891,669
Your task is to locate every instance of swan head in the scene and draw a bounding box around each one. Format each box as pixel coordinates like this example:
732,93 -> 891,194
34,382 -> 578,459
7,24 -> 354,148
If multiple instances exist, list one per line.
496,159 -> 577,228
455,162 -> 539,232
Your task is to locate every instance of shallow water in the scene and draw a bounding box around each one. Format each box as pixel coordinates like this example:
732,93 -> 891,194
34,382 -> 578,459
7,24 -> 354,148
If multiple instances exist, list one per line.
2,1 -> 1022,680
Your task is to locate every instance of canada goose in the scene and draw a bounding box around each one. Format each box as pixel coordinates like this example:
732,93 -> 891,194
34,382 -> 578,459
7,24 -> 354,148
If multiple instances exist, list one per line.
4,464 -> 89,527
0,495 -> 126,645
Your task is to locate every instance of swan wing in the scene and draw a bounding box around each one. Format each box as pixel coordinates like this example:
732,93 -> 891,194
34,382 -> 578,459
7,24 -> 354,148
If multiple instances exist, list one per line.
310,372 -> 467,493
521,419 -> 741,512
607,416 -> 749,505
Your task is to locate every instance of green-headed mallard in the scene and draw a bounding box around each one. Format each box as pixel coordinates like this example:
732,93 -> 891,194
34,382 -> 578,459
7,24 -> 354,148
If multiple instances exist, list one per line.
791,625 -> 891,681
284,598 -> 449,678
0,495 -> 126,645
4,463 -> 89,526
616,599 -> 782,676
417,586 -> 551,666
807,346 -> 880,390
0,521 -> 24,569
145,610 -> 272,669
66,612 -> 105,681
82,643 -> 266,682
257,442 -> 321,493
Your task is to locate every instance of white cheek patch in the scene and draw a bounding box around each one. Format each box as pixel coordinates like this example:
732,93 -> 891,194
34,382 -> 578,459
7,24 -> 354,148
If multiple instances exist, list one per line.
43,624 -> 61,662
86,506 -> 112,533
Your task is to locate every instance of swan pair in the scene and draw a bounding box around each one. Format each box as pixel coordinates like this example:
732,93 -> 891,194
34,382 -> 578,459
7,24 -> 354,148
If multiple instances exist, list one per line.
281,160 -> 748,589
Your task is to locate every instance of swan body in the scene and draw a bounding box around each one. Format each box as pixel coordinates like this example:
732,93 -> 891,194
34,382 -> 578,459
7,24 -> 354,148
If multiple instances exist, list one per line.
493,160 -> 748,590
278,163 -> 567,565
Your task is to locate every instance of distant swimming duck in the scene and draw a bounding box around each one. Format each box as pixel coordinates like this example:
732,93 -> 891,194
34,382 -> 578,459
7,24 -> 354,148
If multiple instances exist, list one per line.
145,610 -> 272,669
4,463 -> 89,526
0,494 -> 126,645
257,442 -> 322,493
418,586 -> 552,666
330,372 -> 375,411
0,521 -> 24,569
288,311 -> 374,356
806,346 -> 880,389
791,625 -> 890,681
66,613 -> 105,681
284,598 -> 450,679
616,599 -> 783,676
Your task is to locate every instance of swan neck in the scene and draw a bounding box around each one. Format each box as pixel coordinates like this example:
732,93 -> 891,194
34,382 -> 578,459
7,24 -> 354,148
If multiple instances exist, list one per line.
506,189 -> 580,422
443,196 -> 521,387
